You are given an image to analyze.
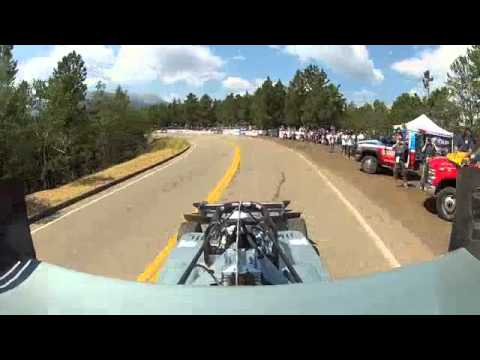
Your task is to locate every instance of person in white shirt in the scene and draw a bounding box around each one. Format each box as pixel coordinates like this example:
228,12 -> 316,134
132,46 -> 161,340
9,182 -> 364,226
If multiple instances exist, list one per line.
329,126 -> 336,152
346,131 -> 354,159
341,132 -> 347,155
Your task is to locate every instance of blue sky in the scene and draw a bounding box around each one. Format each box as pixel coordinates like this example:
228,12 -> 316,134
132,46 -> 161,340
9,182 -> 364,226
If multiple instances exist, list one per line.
12,45 -> 471,105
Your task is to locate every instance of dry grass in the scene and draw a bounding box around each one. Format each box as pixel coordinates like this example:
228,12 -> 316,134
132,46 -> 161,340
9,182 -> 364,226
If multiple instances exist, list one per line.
28,137 -> 189,212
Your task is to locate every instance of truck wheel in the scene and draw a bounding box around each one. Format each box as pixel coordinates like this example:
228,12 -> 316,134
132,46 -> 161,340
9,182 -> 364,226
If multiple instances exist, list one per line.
287,218 -> 308,238
177,221 -> 202,241
436,187 -> 456,222
361,155 -> 378,174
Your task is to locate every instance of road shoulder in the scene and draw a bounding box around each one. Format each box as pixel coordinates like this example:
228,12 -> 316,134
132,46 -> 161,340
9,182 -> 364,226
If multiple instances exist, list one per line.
265,138 -> 443,266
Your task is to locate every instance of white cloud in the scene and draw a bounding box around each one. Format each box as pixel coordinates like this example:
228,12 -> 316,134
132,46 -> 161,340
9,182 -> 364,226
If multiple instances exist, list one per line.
17,45 -> 226,88
222,76 -> 264,94
106,45 -> 225,86
270,45 -> 384,83
17,45 -> 116,86
232,55 -> 246,61
268,45 -> 283,50
391,45 -> 471,88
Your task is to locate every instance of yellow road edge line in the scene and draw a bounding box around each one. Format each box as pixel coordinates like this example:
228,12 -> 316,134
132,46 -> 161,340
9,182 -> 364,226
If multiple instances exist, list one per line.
136,234 -> 177,282
137,144 -> 241,283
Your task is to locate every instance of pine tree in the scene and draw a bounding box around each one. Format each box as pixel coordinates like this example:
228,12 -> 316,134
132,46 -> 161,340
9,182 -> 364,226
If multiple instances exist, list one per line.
447,45 -> 480,129
33,51 -> 91,186
199,94 -> 215,127
183,93 -> 200,128
425,87 -> 460,131
0,45 -> 19,180
272,80 -> 286,125
285,70 -> 306,127
252,78 -> 274,129
0,45 -> 17,90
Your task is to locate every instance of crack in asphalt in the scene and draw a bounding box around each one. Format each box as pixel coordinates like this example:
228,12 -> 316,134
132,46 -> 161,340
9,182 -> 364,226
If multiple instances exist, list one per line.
272,171 -> 286,201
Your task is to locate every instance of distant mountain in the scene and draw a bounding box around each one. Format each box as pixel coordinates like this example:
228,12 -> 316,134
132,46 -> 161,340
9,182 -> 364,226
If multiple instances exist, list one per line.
86,91 -> 166,109
129,93 -> 166,108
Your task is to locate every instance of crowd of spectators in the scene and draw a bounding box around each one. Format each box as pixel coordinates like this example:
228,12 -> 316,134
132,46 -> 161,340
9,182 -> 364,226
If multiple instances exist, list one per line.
278,126 -> 367,157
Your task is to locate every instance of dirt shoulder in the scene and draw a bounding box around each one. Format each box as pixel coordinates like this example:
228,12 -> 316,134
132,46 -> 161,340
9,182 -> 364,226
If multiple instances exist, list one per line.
27,137 -> 189,217
269,138 -> 452,256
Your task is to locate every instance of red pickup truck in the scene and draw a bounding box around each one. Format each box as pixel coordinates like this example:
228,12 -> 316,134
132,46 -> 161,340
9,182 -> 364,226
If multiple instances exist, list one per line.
424,156 -> 458,221
356,139 -> 419,174
424,153 -> 480,221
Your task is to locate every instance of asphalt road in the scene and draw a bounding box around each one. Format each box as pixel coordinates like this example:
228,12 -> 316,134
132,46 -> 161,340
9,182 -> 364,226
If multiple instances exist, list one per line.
31,135 -> 444,281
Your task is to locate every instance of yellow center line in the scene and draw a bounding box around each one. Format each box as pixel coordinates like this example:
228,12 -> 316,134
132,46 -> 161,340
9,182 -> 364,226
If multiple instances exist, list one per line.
137,142 -> 241,283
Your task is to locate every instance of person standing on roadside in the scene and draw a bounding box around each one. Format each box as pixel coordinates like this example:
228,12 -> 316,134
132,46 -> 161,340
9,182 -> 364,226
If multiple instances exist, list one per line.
341,131 -> 347,155
329,126 -> 336,153
353,132 -> 359,154
357,131 -> 365,142
394,129 -> 403,143
456,128 -> 476,153
346,131 -> 354,159
392,136 -> 409,188
420,137 -> 438,190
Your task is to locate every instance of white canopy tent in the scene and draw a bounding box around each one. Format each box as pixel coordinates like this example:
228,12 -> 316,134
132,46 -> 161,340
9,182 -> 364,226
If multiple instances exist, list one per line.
394,114 -> 453,138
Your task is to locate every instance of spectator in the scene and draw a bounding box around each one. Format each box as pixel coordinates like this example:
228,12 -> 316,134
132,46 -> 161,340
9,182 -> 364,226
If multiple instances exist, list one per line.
329,126 -> 336,152
343,131 -> 349,157
288,127 -> 295,140
392,136 -> 409,188
394,129 -> 403,143
341,131 -> 347,155
419,137 -> 438,190
346,131 -> 354,159
298,126 -> 306,141
455,128 -> 476,153
452,126 -> 463,151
